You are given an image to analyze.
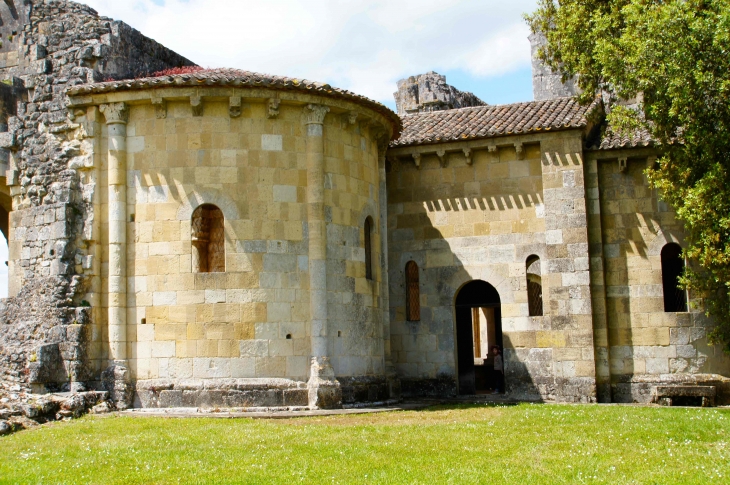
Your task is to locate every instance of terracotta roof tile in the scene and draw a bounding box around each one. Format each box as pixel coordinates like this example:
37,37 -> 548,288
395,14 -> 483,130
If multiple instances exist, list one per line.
594,125 -> 654,150
391,97 -> 597,147
66,68 -> 401,137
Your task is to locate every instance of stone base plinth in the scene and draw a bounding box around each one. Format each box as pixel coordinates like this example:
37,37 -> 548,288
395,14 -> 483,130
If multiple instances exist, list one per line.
611,373 -> 730,405
135,378 -> 309,409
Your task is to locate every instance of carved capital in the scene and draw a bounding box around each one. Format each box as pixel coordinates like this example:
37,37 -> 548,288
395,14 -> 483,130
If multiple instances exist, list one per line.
488,144 -> 497,153
151,96 -> 167,119
412,152 -> 421,169
229,96 -> 242,118
619,157 -> 628,173
303,104 -> 330,125
436,149 -> 447,168
463,148 -> 473,165
190,96 -> 203,117
100,102 -> 128,125
267,98 -> 281,119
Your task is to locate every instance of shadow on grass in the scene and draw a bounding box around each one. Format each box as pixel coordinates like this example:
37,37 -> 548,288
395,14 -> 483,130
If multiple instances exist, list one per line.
418,402 -> 521,412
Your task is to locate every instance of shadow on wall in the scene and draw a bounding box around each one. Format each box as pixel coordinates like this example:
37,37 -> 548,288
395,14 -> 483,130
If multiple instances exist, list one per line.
387,149 -> 544,401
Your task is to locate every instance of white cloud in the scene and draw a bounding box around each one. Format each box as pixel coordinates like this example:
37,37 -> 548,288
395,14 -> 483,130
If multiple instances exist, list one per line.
82,0 -> 536,103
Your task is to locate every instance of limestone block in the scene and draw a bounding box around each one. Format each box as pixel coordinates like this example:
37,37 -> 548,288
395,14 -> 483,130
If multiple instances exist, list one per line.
193,358 -> 232,379
286,356 -> 308,377
151,341 -> 176,358
230,358 -> 256,378
645,358 -> 669,374
240,339 -> 269,358
261,134 -> 283,151
256,357 -> 286,377
273,185 -> 298,203
153,291 -> 177,306
204,289 -> 226,304
269,339 -> 294,357
267,302 -> 292,322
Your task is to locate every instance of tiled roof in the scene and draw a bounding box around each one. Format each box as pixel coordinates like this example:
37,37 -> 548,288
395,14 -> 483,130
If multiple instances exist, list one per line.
594,125 -> 655,150
66,68 -> 401,137
391,97 -> 597,147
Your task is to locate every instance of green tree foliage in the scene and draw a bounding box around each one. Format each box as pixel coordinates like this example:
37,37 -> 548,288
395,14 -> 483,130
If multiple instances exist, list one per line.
526,0 -> 730,350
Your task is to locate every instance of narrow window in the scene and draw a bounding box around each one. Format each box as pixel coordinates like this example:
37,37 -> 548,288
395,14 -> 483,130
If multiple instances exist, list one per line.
405,261 -> 420,321
661,243 -> 687,312
526,255 -> 543,317
364,216 -> 373,280
191,204 -> 225,273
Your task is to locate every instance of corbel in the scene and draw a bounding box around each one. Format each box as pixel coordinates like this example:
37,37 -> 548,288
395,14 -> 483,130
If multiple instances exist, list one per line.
151,96 -> 167,119
618,157 -> 628,173
412,152 -> 421,170
267,98 -> 280,119
190,96 -> 203,117
342,111 -> 358,126
515,142 -> 524,160
229,96 -> 243,118
436,149 -> 447,168
463,148 -> 473,165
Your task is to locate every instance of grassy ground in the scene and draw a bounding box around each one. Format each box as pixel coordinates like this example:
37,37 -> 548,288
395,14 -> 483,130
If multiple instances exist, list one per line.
0,403 -> 728,484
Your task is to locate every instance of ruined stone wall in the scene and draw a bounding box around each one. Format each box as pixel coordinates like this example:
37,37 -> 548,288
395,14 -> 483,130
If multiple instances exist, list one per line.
0,0 -> 194,394
394,72 -> 486,117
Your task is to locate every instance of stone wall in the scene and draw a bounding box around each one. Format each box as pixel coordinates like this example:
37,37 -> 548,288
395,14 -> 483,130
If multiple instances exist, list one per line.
394,72 -> 486,117
529,33 -> 577,101
62,84 -> 396,408
386,131 -> 598,403
586,153 -> 730,403
0,0 -> 194,394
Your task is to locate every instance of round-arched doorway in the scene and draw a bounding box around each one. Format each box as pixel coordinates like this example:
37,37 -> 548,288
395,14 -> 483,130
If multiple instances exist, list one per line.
455,280 -> 503,395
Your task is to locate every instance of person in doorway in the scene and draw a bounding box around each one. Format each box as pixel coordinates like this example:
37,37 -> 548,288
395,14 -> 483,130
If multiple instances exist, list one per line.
491,346 -> 503,394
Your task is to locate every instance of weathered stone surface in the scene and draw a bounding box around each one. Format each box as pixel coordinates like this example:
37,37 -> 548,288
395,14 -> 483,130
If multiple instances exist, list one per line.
394,72 -> 486,116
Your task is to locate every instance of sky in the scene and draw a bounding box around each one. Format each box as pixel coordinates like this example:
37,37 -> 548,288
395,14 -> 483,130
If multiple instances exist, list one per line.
81,0 -> 539,110
0,0 -> 540,298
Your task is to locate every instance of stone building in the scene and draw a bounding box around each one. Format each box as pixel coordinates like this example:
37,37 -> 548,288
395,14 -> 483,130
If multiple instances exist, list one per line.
0,0 -> 727,410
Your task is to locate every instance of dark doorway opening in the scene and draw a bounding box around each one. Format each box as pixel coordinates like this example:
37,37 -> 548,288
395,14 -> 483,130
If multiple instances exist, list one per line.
455,280 -> 503,395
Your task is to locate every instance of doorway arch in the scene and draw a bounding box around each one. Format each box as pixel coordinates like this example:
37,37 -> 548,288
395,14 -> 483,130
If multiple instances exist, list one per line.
455,280 -> 503,395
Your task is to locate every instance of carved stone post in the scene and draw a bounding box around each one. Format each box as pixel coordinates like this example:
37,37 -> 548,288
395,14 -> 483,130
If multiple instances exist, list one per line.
377,137 -> 401,399
100,102 -> 133,409
304,103 -> 341,409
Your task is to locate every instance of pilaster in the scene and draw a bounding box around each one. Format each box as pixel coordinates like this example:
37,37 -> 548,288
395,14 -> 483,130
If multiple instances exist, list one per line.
303,103 -> 341,409
99,102 -> 133,409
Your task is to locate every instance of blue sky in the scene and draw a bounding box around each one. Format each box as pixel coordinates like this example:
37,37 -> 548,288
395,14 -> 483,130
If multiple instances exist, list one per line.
83,0 -> 539,109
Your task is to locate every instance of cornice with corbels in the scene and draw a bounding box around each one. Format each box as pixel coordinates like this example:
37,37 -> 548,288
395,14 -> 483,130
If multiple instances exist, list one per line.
386,136 -> 543,170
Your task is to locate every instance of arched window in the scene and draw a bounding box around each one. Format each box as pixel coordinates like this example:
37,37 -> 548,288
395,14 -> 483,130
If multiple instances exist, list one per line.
191,204 -> 225,273
364,216 -> 373,280
526,255 -> 543,317
661,243 -> 687,312
405,261 -> 420,321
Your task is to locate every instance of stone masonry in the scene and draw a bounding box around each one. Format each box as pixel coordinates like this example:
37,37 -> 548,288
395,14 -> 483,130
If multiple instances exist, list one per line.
0,0 -> 728,416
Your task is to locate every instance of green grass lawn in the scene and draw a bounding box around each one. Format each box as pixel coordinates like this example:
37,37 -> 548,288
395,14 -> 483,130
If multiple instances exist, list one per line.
0,404 -> 728,484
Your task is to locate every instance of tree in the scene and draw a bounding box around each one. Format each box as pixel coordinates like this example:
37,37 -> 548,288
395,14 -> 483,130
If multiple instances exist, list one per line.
526,0 -> 730,351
